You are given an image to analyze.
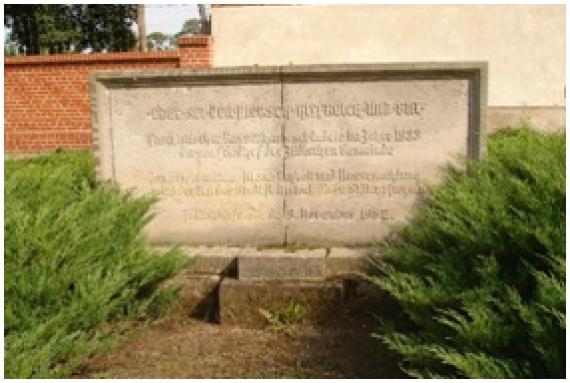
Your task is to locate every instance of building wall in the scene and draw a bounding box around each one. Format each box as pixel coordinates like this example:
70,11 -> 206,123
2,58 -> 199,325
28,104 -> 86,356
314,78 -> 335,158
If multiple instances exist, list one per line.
212,5 -> 565,131
4,36 -> 212,154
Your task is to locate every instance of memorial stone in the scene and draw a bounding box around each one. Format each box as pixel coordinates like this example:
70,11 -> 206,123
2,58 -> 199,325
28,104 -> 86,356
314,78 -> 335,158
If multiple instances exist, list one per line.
90,63 -> 486,246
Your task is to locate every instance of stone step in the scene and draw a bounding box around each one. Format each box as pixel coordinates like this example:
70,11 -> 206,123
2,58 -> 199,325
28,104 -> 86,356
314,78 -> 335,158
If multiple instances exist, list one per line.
160,269 -> 392,327
326,247 -> 375,278
218,278 -> 344,328
157,246 -> 377,280
238,249 -> 326,281
157,246 -> 386,326
156,246 -> 240,276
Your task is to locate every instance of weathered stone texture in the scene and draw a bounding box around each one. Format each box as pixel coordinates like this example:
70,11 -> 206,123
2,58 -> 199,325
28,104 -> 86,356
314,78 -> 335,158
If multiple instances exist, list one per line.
92,63 -> 486,246
238,249 -> 326,281
219,278 -> 344,328
181,246 -> 241,275
326,247 -> 375,278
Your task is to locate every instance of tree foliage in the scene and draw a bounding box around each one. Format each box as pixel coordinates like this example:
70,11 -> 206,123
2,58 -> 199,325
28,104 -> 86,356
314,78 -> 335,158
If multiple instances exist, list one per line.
369,126 -> 565,378
4,4 -> 137,54
70,5 -> 137,53
147,31 -> 169,51
175,16 -> 211,38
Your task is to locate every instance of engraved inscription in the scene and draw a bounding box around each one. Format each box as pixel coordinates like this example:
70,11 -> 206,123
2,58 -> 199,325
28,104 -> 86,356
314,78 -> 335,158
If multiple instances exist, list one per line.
145,126 -> 423,159
102,75 -> 472,245
148,169 -> 421,198
140,98 -> 436,222
147,100 -> 427,121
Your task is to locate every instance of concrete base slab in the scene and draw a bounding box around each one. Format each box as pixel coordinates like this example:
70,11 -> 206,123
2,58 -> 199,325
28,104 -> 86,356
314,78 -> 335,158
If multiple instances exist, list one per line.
238,249 -> 326,281
184,246 -> 241,276
157,246 -> 240,276
157,246 -> 380,279
219,278 -> 344,328
326,247 -> 375,278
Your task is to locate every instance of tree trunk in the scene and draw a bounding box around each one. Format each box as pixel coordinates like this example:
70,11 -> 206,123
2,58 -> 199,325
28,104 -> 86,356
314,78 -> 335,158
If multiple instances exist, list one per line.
137,4 -> 147,52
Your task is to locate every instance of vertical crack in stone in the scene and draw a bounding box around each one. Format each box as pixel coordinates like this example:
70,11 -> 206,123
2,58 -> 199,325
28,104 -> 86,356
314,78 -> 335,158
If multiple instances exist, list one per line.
280,68 -> 288,246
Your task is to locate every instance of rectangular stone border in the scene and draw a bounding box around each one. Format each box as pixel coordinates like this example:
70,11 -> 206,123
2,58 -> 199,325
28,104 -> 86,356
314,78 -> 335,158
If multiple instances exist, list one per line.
90,62 -> 488,182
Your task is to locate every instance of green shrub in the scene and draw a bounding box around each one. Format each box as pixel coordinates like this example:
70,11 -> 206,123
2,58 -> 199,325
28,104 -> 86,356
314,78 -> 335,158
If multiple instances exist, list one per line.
4,150 -> 186,378
369,127 -> 565,378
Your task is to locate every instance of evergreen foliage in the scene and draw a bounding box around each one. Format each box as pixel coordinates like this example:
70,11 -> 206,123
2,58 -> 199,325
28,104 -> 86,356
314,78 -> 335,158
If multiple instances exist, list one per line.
369,127 -> 565,378
4,150 -> 185,378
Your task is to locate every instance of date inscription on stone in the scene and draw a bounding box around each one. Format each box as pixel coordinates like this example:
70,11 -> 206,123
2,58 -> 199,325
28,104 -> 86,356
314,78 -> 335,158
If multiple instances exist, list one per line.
91,64 -> 485,245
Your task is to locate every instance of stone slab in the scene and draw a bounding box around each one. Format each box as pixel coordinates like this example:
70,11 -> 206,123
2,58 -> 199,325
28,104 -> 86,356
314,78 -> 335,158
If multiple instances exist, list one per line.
91,70 -> 285,246
155,246 -> 239,276
156,246 -> 383,278
91,63 -> 486,246
238,249 -> 326,281
183,246 -> 240,276
219,278 -> 344,328
326,247 -> 376,278
281,71 -> 476,245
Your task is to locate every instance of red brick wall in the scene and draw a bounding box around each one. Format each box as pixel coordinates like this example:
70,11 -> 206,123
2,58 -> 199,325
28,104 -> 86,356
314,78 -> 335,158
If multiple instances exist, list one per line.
4,35 -> 212,154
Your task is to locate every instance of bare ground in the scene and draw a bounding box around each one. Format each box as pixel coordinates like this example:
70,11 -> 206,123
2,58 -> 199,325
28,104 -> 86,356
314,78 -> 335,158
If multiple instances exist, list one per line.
77,313 -> 404,379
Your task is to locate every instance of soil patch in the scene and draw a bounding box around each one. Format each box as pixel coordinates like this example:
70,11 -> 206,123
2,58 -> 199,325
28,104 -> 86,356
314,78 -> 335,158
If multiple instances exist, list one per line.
78,313 -> 403,378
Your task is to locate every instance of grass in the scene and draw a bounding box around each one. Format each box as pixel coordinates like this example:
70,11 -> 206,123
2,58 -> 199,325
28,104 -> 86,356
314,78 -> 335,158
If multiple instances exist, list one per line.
369,126 -> 565,378
4,150 -> 186,378
260,302 -> 307,333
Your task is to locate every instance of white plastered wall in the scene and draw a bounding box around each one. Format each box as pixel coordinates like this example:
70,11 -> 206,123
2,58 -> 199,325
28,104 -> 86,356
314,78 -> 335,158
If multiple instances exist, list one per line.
212,4 -> 565,108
